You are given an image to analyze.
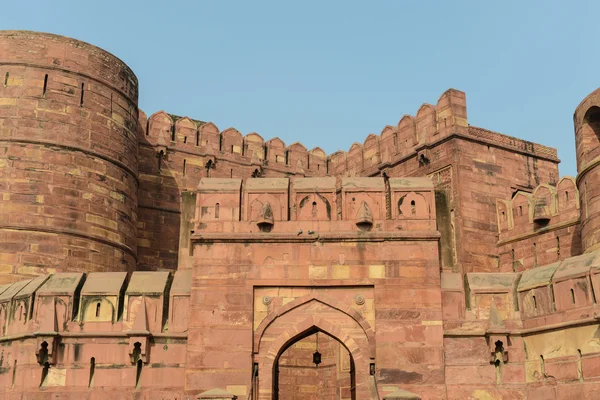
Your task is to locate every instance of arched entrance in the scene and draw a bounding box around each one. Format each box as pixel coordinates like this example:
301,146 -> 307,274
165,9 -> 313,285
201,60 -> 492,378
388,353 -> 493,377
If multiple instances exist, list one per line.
254,295 -> 375,400
273,328 -> 355,400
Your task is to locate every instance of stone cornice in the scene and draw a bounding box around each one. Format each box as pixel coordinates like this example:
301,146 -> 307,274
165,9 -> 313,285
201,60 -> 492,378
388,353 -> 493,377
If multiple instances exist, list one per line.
444,316 -> 600,338
0,331 -> 187,343
191,230 -> 440,243
0,61 -> 137,106
496,218 -> 580,246
0,224 -> 137,260
0,138 -> 140,186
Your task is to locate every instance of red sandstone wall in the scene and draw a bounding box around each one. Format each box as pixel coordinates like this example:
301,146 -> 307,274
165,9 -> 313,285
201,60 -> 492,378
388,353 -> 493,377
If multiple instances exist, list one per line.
133,87 -> 563,277
187,177 -> 444,399
0,31 -> 139,281
440,250 -> 600,399
0,270 -> 191,398
5,30 -> 599,400
319,90 -> 561,274
136,111 -> 328,270
453,135 -> 559,273
496,178 -> 582,272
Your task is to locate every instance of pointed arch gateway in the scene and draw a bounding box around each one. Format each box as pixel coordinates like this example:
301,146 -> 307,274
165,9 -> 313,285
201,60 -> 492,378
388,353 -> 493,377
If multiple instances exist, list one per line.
254,295 -> 374,400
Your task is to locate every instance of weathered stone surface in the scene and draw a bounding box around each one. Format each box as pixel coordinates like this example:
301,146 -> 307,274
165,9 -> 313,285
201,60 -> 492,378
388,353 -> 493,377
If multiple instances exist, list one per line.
4,29 -> 600,400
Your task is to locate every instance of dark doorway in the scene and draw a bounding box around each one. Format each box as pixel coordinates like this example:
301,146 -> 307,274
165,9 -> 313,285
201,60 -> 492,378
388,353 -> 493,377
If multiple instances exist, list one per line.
273,328 -> 355,400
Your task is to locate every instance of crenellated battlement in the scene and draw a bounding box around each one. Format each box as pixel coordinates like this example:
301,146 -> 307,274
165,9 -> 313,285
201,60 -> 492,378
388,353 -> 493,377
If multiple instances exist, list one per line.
140,110 -> 328,177
138,89 -> 559,187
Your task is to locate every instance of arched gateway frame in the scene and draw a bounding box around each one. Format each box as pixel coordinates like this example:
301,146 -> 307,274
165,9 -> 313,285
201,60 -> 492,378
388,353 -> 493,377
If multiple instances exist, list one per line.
253,295 -> 375,400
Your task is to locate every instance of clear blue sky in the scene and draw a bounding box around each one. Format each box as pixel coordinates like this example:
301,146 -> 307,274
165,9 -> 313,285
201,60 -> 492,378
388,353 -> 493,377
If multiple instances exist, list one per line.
2,1 -> 597,177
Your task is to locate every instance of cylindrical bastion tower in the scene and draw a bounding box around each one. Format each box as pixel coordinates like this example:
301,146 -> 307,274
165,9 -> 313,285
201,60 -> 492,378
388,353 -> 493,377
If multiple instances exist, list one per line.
575,88 -> 600,253
0,31 -> 139,281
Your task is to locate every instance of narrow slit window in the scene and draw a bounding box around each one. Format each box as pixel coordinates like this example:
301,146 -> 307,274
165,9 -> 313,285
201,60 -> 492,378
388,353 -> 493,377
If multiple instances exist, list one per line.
511,249 -> 516,272
80,83 -> 85,106
43,74 -> 48,95
183,159 -> 187,176
11,360 -> 17,387
215,203 -> 220,219
95,302 -> 101,318
158,150 -> 164,171
533,295 -> 537,309
4,72 -> 8,87
183,136 -> 187,144
571,288 -> 576,304
196,132 -> 200,146
89,357 -> 95,388
566,191 -> 569,201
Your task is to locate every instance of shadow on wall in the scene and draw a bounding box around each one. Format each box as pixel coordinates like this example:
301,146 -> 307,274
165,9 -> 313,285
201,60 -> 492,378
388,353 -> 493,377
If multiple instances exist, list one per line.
136,114 -> 182,271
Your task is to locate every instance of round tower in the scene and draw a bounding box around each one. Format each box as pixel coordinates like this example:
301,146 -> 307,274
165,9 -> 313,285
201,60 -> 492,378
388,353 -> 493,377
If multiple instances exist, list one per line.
575,88 -> 600,252
0,31 -> 139,279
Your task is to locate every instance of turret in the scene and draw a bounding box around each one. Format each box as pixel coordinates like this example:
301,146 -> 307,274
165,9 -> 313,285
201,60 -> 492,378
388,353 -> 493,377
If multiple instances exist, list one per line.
574,88 -> 600,252
0,31 -> 140,279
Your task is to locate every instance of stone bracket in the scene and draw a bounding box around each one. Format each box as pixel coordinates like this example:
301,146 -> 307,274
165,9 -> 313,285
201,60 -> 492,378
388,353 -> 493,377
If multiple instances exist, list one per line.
487,333 -> 509,363
156,145 -> 168,160
128,335 -> 149,364
35,335 -> 57,365
416,148 -> 430,166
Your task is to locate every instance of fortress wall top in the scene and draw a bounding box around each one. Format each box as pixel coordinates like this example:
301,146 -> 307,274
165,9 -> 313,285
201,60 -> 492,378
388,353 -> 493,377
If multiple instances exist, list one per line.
140,88 -> 560,180
136,88 -> 562,274
142,111 -> 326,177
0,31 -> 138,103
